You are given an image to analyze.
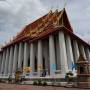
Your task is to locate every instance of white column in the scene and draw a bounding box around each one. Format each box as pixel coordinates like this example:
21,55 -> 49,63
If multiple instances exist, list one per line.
1,50 -> 6,75
18,43 -> 24,69
12,44 -> 18,73
85,48 -> 90,60
80,45 -> 86,59
8,46 -> 14,75
0,53 -> 2,75
65,35 -> 74,70
4,48 -> 9,75
89,49 -> 90,63
0,52 -> 4,75
37,40 -> 43,76
73,40 -> 79,62
30,43 -> 35,75
49,35 -> 56,76
59,31 -> 68,74
23,42 -> 29,74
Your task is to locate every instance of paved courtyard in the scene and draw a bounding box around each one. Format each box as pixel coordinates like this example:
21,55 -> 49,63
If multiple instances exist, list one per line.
0,83 -> 89,90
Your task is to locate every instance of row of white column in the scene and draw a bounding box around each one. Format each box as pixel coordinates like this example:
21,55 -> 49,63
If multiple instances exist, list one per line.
0,31 -> 90,76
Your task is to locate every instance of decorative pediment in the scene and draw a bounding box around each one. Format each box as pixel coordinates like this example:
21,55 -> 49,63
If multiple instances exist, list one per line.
76,54 -> 90,75
77,54 -> 88,64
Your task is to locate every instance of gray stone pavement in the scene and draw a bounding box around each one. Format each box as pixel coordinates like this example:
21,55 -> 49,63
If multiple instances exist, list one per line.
0,83 -> 89,90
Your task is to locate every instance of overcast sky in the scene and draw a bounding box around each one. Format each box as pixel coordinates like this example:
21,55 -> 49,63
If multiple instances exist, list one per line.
0,0 -> 90,44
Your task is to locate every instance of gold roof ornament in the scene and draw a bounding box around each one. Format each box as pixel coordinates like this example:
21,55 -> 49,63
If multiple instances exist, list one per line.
54,9 -> 58,15
46,10 -> 53,21
57,8 -> 65,26
48,10 -> 52,15
77,54 -> 88,64
52,9 -> 59,25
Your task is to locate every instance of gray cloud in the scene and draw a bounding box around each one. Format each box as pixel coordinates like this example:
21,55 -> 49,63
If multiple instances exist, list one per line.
0,0 -> 90,44
0,0 -> 47,43
61,0 -> 90,42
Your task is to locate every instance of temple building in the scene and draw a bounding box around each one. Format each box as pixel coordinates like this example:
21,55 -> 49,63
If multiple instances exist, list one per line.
0,8 -> 90,78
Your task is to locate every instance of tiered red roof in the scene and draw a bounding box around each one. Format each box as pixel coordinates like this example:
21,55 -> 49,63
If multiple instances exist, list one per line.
1,8 -> 90,49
